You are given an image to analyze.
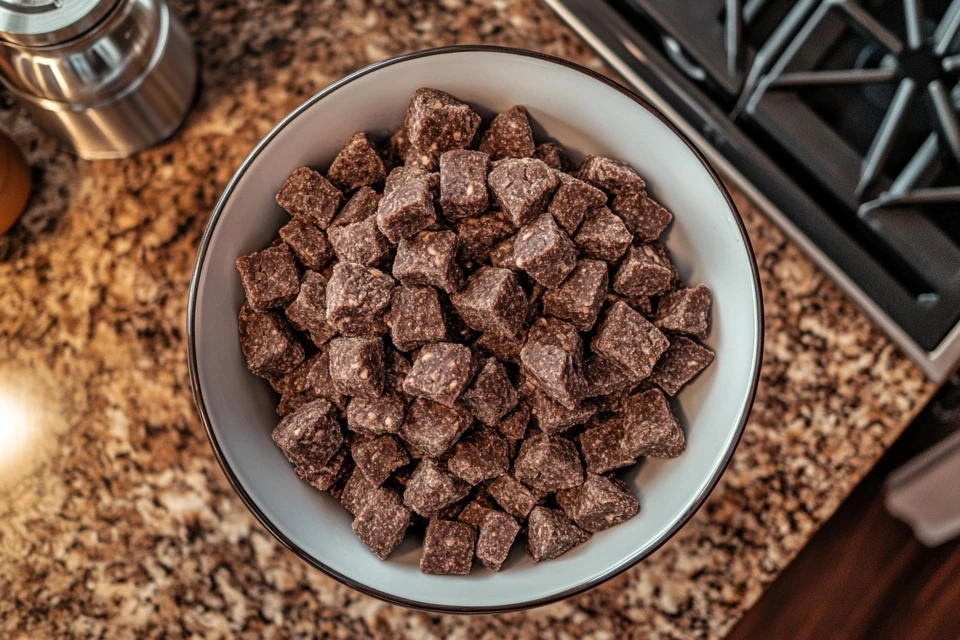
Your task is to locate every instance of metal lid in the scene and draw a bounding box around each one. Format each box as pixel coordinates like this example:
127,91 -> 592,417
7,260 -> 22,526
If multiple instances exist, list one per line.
0,0 -> 120,47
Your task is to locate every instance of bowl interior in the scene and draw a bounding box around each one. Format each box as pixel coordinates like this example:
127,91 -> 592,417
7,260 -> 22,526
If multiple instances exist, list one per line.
191,49 -> 761,611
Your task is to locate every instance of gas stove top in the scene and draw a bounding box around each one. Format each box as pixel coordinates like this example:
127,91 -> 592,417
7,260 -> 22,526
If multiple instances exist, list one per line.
546,0 -> 960,381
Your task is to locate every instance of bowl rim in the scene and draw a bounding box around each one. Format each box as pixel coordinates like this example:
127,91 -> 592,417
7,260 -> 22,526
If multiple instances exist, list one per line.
187,44 -> 764,614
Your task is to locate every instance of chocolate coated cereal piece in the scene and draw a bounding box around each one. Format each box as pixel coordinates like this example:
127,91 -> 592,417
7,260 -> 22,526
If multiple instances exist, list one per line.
489,236 -> 520,271
479,106 -> 536,160
346,392 -> 406,436
279,219 -> 334,272
613,244 -> 676,298
611,191 -> 673,241
542,259 -> 609,331
488,158 -> 560,227
393,230 -> 462,293
295,446 -> 348,492
327,215 -> 392,267
450,268 -> 527,338
420,519 -> 477,575
440,150 -> 490,220
387,127 -> 411,167
574,206 -> 633,264
473,330 -> 526,364
353,487 -> 412,560
556,473 -> 638,533
651,336 -> 715,395
578,417 -> 636,473
521,318 -> 587,410
513,214 -> 578,288
459,358 -> 518,426
272,398 -> 342,469
447,428 -> 511,485
527,386 -> 596,434
655,284 -> 712,339
341,467 -> 377,515
328,336 -> 385,399
456,212 -> 514,263
325,262 -> 394,333
584,355 -> 634,398
458,495 -> 496,528
352,435 -> 410,486
388,285 -> 447,351
548,173 -> 607,235
576,155 -> 646,196
332,186 -> 382,227
403,459 -> 471,517
403,342 -> 474,407
514,433 -> 585,493
532,142 -> 572,173
377,166 -> 438,243
477,511 -> 521,571
487,474 -> 538,519
405,88 -> 481,157
276,166 -> 343,229
526,506 -> 590,562
622,388 -> 685,458
236,244 -> 300,311
495,401 -> 531,440
238,304 -> 305,379
399,398 -> 473,458
279,351 -> 346,411
593,301 -> 669,382
327,132 -> 387,191
284,271 -> 338,347
526,316 -> 584,369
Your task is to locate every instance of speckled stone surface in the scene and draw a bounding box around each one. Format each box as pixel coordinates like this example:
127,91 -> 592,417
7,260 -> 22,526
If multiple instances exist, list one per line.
0,1 -> 937,637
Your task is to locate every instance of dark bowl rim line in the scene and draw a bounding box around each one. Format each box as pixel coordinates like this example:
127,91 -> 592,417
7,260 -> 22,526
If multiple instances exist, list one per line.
186,44 -> 765,615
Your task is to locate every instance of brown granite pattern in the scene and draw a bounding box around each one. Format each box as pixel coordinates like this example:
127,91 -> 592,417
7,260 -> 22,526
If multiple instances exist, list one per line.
0,1 -> 936,637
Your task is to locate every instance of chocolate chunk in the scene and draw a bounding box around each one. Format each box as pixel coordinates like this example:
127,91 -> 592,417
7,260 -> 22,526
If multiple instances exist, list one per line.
611,191 -> 673,241
655,284 -> 712,339
593,301 -> 669,382
387,285 -> 447,351
556,474 -> 638,533
532,142 -> 572,172
526,506 -> 590,562
328,336 -> 385,399
489,236 -> 520,271
521,318 -> 587,410
578,417 -> 636,474
325,262 -> 394,334
333,186 -> 382,229
574,206 -> 632,263
276,166 -> 343,229
403,459 -> 471,517
622,388 -> 685,458
548,173 -> 607,235
386,127 -> 411,167
272,398 -> 342,469
405,88 -> 481,157
651,336 -> 715,395
459,358 -> 518,426
399,398 -> 473,458
353,487 -> 412,560
450,268 -> 527,337
284,271 -> 338,347
513,214 -> 578,288
514,433 -> 585,493
346,392 -> 406,436
495,401 -> 531,440
440,150 -> 490,220
294,446 -> 348,492
479,106 -> 536,160
327,132 -> 387,191
457,495 -> 496,528
447,428 -> 511,485
487,474 -> 538,519
474,330 -> 526,364
420,519 -> 477,575
393,230 -> 462,293
488,158 -> 560,227
236,244 -> 300,311
377,166 -> 438,243
576,155 -> 646,196
327,215 -> 392,267
279,219 -> 334,272
402,342 -> 474,407
352,435 -> 410,486
238,304 -> 305,379
456,212 -> 514,263
476,511 -> 521,571
613,244 -> 676,298
527,386 -> 596,434
278,351 -> 346,413
341,467 -> 377,515
542,260 -> 609,331
584,355 -> 634,398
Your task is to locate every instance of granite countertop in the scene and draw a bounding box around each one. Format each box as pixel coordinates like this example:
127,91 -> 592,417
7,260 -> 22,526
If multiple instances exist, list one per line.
0,0 -> 938,637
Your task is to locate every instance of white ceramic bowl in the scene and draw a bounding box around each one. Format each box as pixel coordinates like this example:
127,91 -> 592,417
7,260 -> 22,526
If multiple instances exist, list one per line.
188,46 -> 763,613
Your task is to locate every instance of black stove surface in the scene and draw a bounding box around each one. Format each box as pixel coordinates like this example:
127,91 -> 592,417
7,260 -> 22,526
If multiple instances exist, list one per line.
553,0 -> 960,354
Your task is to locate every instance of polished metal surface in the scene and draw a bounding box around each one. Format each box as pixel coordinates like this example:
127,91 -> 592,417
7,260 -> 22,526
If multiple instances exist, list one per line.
0,0 -> 196,159
0,0 -> 119,47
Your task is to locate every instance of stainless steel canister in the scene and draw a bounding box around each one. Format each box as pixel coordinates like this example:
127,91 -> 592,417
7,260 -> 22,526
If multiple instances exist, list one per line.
0,0 -> 197,159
